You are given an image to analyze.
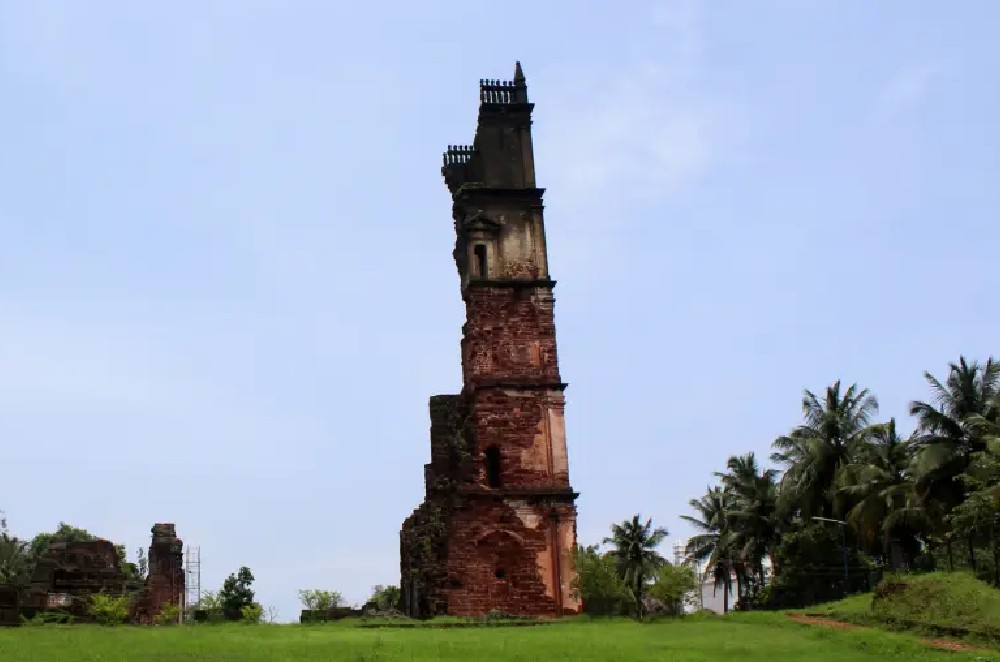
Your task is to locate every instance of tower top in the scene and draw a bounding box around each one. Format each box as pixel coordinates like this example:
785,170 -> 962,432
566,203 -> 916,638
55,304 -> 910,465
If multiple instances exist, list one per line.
478,60 -> 529,105
443,61 -> 536,193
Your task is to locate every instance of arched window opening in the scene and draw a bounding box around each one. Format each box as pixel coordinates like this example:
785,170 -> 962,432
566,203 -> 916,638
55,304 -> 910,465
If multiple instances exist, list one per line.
474,244 -> 488,278
485,445 -> 502,488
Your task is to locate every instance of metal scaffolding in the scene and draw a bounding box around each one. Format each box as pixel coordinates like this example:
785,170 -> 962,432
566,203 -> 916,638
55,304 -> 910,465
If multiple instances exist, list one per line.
184,546 -> 201,611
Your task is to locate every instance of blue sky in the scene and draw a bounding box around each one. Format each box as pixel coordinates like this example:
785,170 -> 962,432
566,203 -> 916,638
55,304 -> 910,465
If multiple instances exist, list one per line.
1,0 -> 997,621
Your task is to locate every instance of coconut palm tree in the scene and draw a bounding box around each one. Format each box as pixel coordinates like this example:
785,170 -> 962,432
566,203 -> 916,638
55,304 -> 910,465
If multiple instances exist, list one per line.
910,357 -> 1000,567
911,357 -> 1000,506
716,453 -> 779,594
964,392 -> 1000,447
837,418 -> 919,565
771,381 -> 880,520
682,487 -> 737,613
603,515 -> 668,619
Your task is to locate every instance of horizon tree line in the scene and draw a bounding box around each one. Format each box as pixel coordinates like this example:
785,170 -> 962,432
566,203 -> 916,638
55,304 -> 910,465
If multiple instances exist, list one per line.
683,354 -> 1000,611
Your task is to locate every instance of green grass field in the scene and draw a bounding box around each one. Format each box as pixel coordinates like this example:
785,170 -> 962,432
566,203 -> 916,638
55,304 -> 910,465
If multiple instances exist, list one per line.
0,613 -> 991,661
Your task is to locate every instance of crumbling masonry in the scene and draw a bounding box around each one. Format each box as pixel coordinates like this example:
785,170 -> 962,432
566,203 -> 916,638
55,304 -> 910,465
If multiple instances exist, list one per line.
0,523 -> 184,625
400,63 -> 581,618
135,523 -> 185,623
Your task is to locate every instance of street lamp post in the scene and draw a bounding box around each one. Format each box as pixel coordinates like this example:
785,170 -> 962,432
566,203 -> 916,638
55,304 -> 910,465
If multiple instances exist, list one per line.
812,516 -> 849,596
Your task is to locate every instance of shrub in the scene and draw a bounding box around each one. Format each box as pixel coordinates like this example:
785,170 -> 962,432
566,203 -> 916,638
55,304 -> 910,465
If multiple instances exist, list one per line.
154,602 -> 180,626
20,610 -> 73,626
88,593 -> 131,626
191,590 -> 226,623
240,602 -> 263,624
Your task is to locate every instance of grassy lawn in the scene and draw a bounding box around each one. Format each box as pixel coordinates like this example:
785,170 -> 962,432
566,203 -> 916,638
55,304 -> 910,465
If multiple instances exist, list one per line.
0,613 -> 990,661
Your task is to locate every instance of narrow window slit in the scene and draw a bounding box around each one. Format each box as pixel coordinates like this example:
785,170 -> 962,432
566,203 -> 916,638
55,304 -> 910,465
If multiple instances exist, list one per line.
485,445 -> 502,488
474,244 -> 488,278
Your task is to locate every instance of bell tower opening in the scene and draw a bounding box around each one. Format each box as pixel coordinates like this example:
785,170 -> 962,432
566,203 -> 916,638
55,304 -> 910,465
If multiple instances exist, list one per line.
474,244 -> 488,279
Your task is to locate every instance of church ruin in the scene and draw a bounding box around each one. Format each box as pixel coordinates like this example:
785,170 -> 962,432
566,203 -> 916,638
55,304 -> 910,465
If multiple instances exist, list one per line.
0,523 -> 184,625
400,62 -> 580,618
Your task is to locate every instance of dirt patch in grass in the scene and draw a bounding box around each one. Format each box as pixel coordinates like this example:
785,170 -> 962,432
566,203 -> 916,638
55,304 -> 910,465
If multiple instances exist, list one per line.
788,614 -> 861,630
922,638 -> 979,652
788,612 -> 989,654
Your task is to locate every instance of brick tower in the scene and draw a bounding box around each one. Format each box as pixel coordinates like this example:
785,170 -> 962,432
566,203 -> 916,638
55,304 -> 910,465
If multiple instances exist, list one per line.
135,523 -> 184,623
400,62 -> 580,618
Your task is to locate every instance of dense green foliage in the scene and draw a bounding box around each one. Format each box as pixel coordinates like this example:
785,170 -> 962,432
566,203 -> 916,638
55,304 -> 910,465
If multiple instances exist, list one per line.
573,515 -> 697,618
764,523 -> 873,609
0,514 -> 32,606
571,544 -> 631,615
685,355 -> 1000,610
648,562 -> 699,614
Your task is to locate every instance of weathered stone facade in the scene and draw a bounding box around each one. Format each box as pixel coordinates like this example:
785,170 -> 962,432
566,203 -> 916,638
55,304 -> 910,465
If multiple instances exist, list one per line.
400,63 -> 580,618
26,539 -> 129,620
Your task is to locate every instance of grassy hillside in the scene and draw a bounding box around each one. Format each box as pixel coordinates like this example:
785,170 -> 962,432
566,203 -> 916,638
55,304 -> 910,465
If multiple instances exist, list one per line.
811,571 -> 1000,643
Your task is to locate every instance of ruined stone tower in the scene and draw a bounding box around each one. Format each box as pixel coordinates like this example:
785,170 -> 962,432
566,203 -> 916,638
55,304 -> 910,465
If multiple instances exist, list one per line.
400,62 -> 580,618
143,524 -> 185,618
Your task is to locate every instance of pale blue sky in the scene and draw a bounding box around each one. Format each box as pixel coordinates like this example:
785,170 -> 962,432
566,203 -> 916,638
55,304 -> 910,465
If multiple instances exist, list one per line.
1,1 -> 997,621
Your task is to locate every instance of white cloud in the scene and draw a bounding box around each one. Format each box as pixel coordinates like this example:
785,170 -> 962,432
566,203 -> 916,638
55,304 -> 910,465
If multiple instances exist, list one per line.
531,0 -> 743,276
875,62 -> 944,116
540,64 -> 725,204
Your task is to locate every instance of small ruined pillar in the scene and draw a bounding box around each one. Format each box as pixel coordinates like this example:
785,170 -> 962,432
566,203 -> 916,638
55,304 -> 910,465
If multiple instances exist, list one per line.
144,523 -> 184,620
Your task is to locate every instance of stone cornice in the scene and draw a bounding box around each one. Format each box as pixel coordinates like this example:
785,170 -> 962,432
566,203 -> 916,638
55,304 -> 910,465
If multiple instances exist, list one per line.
454,186 -> 545,204
457,485 -> 578,502
468,380 -> 568,393
465,278 -> 556,289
